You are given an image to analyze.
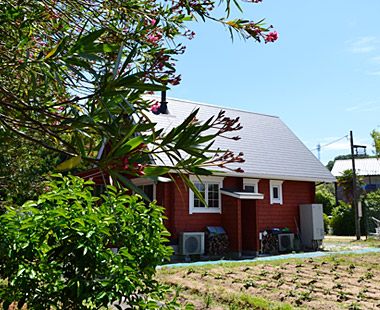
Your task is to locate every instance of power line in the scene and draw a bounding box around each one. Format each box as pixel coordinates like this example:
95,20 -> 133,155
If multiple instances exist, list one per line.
311,135 -> 349,152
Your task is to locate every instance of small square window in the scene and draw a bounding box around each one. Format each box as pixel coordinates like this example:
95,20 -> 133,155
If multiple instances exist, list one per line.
272,186 -> 279,199
245,185 -> 255,193
270,180 -> 283,205
243,178 -> 260,194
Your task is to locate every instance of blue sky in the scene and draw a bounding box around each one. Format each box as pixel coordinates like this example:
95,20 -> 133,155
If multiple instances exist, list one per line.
164,0 -> 380,165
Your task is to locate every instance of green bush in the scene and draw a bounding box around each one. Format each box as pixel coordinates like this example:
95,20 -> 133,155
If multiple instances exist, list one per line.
330,202 -> 356,236
0,175 -> 173,310
316,184 -> 335,216
365,190 -> 380,233
323,213 -> 330,234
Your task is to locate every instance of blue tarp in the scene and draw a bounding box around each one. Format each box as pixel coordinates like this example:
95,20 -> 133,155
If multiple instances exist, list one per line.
158,247 -> 380,269
205,226 -> 226,236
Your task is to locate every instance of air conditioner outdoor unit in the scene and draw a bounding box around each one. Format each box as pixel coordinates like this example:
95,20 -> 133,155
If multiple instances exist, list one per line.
179,232 -> 205,255
278,233 -> 294,252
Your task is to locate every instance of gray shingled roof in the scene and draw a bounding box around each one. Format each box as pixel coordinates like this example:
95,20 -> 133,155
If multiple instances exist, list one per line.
331,158 -> 380,177
145,95 -> 336,183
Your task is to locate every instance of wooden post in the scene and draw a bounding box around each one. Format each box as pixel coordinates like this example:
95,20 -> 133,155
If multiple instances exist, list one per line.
350,130 -> 361,240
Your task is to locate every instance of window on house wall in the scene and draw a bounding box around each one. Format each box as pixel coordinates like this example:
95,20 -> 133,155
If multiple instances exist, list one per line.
131,179 -> 156,205
243,178 -> 260,193
270,180 -> 283,205
189,176 -> 223,214
138,184 -> 155,202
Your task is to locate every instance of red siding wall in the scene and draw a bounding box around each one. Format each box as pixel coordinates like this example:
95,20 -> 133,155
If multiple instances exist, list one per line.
257,179 -> 316,234
161,176 -> 316,254
166,176 -> 222,239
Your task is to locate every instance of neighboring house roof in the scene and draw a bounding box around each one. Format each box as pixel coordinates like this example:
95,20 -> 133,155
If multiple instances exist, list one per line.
145,95 -> 335,183
331,158 -> 380,177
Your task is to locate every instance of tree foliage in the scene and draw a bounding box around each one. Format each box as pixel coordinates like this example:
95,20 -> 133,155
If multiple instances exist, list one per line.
371,129 -> 380,156
0,0 -> 276,196
0,128 -> 60,208
329,202 -> 356,236
365,190 -> 380,234
337,169 -> 365,205
0,0 -> 278,308
326,154 -> 370,171
0,175 -> 174,310
316,183 -> 335,216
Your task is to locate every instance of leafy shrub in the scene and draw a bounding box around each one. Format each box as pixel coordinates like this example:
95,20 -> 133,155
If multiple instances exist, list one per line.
330,202 -> 356,236
316,184 -> 336,215
365,190 -> 380,233
323,213 -> 330,234
0,175 -> 172,309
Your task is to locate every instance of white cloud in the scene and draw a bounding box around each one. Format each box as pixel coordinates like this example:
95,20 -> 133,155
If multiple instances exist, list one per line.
369,71 -> 380,76
347,36 -> 378,54
345,101 -> 377,112
350,46 -> 376,53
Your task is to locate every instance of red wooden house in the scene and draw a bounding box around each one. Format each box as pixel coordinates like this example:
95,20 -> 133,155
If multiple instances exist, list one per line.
80,95 -> 335,258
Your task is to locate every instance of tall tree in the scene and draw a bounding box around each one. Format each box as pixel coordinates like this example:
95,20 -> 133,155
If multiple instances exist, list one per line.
0,0 -> 277,194
0,1 -> 278,307
337,169 -> 365,205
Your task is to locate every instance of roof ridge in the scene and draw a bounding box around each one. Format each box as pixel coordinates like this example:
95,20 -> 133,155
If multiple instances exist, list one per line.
146,94 -> 280,119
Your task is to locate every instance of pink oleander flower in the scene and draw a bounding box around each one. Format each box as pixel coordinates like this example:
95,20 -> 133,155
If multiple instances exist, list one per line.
150,102 -> 160,112
265,30 -> 278,43
148,34 -> 159,44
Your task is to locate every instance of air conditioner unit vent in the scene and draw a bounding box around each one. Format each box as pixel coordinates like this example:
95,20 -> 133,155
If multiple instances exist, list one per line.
278,233 -> 294,252
179,232 -> 205,255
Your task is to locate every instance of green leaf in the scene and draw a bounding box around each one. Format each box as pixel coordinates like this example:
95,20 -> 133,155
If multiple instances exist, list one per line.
161,109 -> 199,146
189,167 -> 213,176
127,82 -> 169,91
77,44 -> 119,53
182,175 -> 208,207
73,218 -> 85,227
110,171 -> 151,202
113,44 -> 123,79
112,135 -> 144,158
70,28 -> 106,53
54,156 -> 82,171
143,166 -> 170,177
17,268 -> 25,277
44,37 -> 67,60
119,45 -> 137,78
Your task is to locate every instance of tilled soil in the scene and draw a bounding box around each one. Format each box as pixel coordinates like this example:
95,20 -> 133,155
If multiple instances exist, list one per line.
157,252 -> 380,309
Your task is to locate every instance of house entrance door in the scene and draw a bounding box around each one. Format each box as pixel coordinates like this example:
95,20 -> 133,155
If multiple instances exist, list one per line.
241,199 -> 259,255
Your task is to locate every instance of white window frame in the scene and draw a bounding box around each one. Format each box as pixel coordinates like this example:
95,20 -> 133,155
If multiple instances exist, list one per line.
243,178 -> 260,194
270,180 -> 283,205
131,178 -> 156,201
189,176 -> 223,214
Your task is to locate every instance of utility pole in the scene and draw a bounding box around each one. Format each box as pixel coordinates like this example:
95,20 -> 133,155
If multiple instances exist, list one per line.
350,131 -> 361,240
317,143 -> 321,161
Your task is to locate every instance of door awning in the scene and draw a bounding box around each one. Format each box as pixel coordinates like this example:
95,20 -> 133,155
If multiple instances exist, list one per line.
220,188 -> 264,200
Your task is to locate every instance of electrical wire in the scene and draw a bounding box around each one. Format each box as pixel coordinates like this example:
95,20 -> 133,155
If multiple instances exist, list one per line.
311,135 -> 349,151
